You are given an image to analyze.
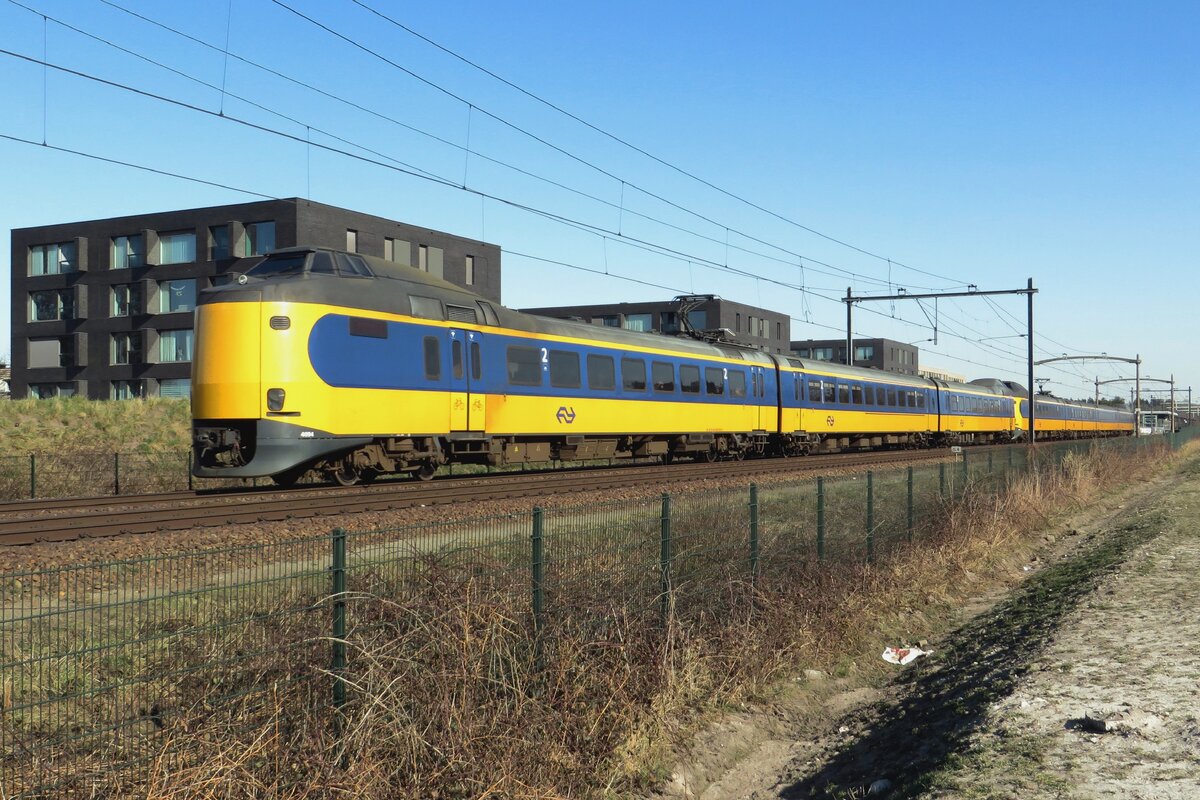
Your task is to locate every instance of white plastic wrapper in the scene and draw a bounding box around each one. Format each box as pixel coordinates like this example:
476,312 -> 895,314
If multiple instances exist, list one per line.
882,646 -> 929,665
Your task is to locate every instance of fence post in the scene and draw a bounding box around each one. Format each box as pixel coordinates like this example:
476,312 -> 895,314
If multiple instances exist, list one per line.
660,493 -> 671,622
30,454 -> 36,499
114,453 -> 121,496
866,471 -> 875,564
531,507 -> 545,670
816,477 -> 826,562
187,450 -> 194,492
331,527 -> 347,724
906,466 -> 914,543
749,483 -> 759,585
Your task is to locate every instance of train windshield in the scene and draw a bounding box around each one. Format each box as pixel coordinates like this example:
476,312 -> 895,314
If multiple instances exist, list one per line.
245,252 -> 309,278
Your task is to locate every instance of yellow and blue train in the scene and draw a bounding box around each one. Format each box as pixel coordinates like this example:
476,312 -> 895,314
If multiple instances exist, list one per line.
191,247 -> 1135,485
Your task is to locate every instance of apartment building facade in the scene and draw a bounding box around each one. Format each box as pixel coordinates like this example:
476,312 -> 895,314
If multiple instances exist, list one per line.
11,198 -> 501,400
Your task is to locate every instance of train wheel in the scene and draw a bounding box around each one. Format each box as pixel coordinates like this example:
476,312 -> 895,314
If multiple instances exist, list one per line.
416,462 -> 436,481
331,464 -> 360,487
703,448 -> 718,463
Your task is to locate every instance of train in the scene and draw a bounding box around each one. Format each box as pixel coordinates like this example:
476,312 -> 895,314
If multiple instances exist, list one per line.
191,247 -> 1135,486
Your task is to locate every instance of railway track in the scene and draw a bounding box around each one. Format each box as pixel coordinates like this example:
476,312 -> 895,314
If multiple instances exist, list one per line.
0,449 -> 960,546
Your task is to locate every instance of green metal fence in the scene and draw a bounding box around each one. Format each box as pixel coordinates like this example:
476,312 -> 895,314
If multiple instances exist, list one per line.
1,433 -> 1194,796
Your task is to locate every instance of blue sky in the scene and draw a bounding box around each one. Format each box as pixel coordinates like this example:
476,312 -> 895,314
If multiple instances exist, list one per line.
1,0 -> 1196,401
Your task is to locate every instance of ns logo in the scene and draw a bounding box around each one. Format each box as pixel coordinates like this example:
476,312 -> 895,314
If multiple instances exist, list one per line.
556,406 -> 577,424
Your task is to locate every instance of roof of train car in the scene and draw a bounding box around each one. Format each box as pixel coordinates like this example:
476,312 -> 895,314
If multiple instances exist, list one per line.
202,247 -> 776,365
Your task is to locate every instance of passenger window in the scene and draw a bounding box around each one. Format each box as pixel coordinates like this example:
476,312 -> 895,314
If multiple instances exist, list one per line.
705,367 -> 725,395
470,341 -> 482,380
506,346 -> 542,386
452,339 -> 464,379
852,384 -> 864,405
865,386 -> 875,406
729,370 -> 747,398
838,384 -> 850,404
899,391 -> 908,408
888,389 -> 898,406
809,380 -> 821,403
621,358 -> 647,392
680,364 -> 701,394
587,354 -> 616,390
652,361 -> 675,392
917,393 -> 925,409
349,317 -> 387,339
423,336 -> 440,380
549,350 -> 581,388
824,382 -> 836,403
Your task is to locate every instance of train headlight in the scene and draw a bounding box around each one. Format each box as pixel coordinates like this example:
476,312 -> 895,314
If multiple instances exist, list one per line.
267,388 -> 286,412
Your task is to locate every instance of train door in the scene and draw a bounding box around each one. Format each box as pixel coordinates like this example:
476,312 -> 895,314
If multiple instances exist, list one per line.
448,329 -> 486,431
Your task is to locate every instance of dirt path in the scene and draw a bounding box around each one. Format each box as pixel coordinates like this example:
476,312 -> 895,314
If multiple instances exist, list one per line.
663,452 -> 1200,800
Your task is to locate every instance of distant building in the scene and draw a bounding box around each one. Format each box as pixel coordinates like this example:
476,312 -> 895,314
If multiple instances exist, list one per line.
10,198 -> 501,400
918,366 -> 966,383
522,296 -> 791,354
790,338 -> 919,375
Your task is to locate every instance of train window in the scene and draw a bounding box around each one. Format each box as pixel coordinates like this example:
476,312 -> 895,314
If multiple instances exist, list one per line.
652,361 -> 675,393
549,350 -> 581,388
477,302 -> 500,326
824,382 -> 836,403
621,358 -> 647,392
309,252 -> 335,274
794,375 -> 801,402
506,346 -> 542,386
899,391 -> 908,408
471,342 -> 482,380
838,383 -> 850,404
410,295 -> 443,320
888,389 -> 898,407
587,354 -> 615,390
917,393 -> 926,409
864,386 -> 875,406
705,367 -> 725,395
349,317 -> 387,339
423,337 -> 440,380
680,364 -> 701,394
335,252 -> 373,277
852,385 -> 864,405
729,370 -> 747,398
809,380 -> 821,403
452,339 -> 464,379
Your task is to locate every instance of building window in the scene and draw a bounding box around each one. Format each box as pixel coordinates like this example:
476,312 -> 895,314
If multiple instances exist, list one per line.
30,289 -> 74,322
29,241 -> 77,276
346,229 -> 358,252
623,313 -> 653,332
855,345 -> 875,361
112,333 -> 142,366
159,231 -> 196,264
245,221 -> 275,256
158,378 -> 191,398
159,329 -> 194,362
111,234 -> 145,269
210,225 -> 231,260
812,347 -> 834,361
384,238 -> 410,265
30,383 -> 75,399
776,322 -> 782,340
112,380 -> 144,400
28,337 -> 73,368
597,315 -> 620,327
159,279 -> 197,313
735,313 -> 741,332
796,349 -> 810,358
417,244 -> 444,277
112,283 -> 143,317
687,310 -> 707,330
418,244 -> 428,271
465,255 -> 475,285
384,238 -> 394,261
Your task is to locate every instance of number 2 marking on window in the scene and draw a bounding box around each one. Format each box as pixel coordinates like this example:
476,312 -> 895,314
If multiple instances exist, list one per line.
540,347 -> 548,365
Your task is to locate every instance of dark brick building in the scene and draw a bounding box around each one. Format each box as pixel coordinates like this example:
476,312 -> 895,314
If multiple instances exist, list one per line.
520,296 -> 791,354
11,198 -> 501,400
789,337 -> 919,375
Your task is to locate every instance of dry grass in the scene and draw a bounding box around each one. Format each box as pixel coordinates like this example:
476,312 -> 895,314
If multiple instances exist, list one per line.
5,439 -> 1181,799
